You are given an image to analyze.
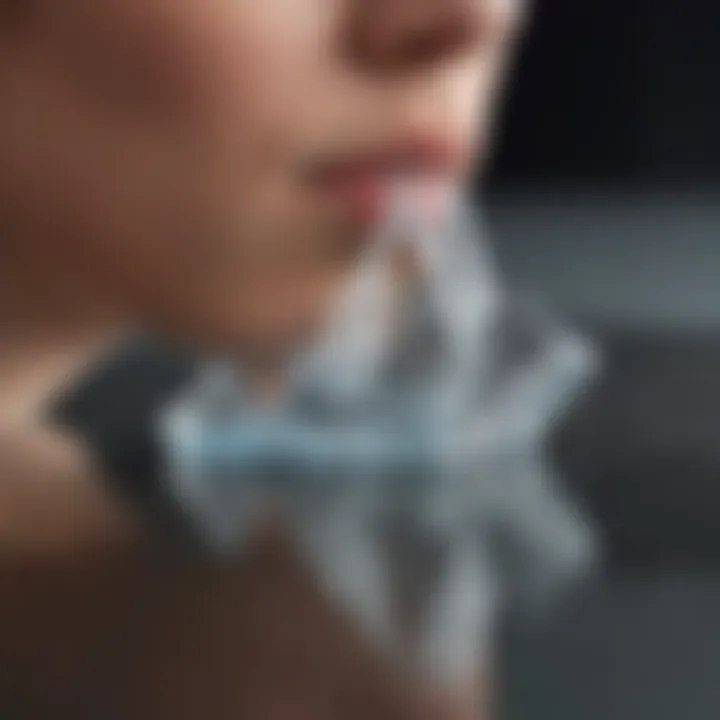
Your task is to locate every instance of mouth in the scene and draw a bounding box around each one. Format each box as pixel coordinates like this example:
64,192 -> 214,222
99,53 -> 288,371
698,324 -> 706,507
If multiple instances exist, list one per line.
304,134 -> 471,225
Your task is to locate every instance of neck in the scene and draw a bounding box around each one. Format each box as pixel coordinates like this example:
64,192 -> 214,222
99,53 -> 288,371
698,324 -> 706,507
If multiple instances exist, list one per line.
0,250 -> 128,425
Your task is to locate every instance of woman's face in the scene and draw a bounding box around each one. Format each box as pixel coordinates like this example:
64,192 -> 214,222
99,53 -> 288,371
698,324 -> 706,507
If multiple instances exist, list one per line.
0,0 -> 523,360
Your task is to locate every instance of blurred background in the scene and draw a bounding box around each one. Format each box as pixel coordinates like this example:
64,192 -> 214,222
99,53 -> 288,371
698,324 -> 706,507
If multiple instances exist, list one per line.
480,2 -> 720,718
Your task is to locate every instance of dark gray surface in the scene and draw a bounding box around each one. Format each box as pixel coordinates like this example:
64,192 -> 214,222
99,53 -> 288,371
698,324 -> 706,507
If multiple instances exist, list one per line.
490,192 -> 720,720
502,326 -> 720,719
554,326 -> 720,570
503,574 -> 720,720
487,191 -> 720,329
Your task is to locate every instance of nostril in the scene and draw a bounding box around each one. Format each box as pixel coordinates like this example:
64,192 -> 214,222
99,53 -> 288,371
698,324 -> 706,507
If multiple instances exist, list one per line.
396,21 -> 477,69
345,0 -> 484,74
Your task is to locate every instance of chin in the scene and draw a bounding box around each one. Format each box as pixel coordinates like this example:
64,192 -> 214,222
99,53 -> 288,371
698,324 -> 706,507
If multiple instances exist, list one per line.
137,260 -> 348,365
144,301 -> 323,370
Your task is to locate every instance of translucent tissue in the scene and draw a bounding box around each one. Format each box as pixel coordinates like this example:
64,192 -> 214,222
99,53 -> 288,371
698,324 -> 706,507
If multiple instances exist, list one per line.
159,182 -> 597,683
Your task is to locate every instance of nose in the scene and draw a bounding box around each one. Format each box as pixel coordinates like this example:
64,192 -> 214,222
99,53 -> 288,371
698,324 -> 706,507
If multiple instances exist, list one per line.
347,0 -> 503,73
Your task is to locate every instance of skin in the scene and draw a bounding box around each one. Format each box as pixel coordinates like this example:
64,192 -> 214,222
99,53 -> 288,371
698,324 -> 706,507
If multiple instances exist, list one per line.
0,0 -> 523,361
0,0 -> 525,717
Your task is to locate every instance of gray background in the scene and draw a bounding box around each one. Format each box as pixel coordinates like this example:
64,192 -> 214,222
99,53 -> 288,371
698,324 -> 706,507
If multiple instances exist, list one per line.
482,0 -> 720,715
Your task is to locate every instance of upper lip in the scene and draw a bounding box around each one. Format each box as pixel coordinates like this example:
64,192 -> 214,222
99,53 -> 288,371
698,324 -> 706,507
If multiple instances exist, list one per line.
307,133 -> 470,182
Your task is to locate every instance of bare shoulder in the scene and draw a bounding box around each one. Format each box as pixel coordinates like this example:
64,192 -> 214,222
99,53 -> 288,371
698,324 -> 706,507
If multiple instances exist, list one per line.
0,431 -> 419,719
0,421 -> 142,559
0,426 -> 473,719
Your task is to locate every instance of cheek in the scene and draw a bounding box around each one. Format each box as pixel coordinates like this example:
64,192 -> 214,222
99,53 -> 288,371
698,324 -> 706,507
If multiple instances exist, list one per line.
40,0 -> 248,124
176,1 -> 334,157
3,2 -> 311,243
35,0 -> 314,162
65,0 -> 333,201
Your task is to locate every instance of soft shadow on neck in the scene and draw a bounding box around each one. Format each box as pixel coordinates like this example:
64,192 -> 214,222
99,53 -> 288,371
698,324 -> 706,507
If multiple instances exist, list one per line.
0,247 -> 129,425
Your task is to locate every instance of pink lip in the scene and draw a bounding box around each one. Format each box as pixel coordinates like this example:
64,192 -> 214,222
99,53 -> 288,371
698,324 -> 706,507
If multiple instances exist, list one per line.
307,136 -> 470,224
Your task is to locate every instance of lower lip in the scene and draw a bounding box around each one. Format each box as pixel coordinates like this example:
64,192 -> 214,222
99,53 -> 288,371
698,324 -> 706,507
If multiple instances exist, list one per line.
313,172 -> 393,225
312,172 -> 453,225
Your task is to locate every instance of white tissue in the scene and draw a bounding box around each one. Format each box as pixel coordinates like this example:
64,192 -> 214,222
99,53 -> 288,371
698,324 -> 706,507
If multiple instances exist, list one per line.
158,178 -> 596,684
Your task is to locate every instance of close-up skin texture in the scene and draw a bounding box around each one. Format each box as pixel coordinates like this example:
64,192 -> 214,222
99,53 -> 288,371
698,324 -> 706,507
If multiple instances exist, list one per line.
0,0 -> 524,361
0,1 -> 527,718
